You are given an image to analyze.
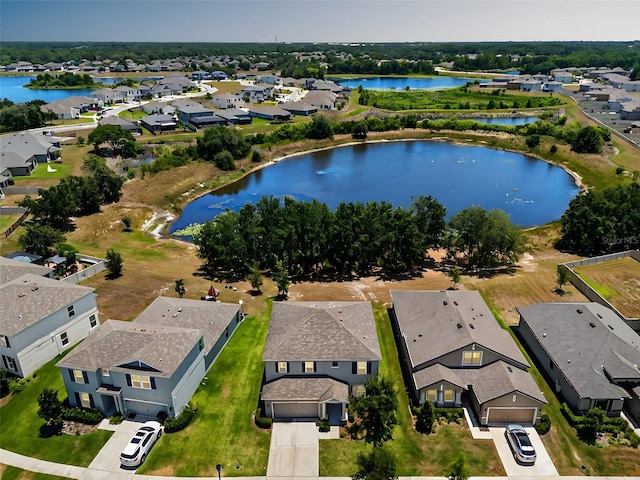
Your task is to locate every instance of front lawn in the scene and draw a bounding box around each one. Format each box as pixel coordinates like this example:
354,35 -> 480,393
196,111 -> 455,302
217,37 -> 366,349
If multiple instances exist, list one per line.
319,303 -> 504,477
0,464 -> 70,480
138,309 -> 271,476
0,355 -> 112,466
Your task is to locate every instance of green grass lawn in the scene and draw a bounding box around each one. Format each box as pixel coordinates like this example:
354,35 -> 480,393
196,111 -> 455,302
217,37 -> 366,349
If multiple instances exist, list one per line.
319,303 -> 504,477
13,162 -> 73,181
0,465 -> 70,480
573,270 -> 619,299
138,310 -> 272,477
0,214 -> 20,230
0,355 -> 112,466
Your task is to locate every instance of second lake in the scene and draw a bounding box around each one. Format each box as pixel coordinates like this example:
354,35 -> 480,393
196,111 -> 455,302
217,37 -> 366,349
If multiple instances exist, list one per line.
170,141 -> 580,236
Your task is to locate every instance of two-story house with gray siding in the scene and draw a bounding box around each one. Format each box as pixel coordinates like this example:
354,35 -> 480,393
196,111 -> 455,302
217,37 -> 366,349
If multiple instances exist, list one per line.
1,271 -> 99,378
517,302 -> 640,424
261,301 -> 381,424
391,290 -> 546,425
57,297 -> 241,418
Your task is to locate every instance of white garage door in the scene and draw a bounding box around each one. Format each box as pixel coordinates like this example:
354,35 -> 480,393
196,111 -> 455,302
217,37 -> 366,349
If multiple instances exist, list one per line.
273,402 -> 318,419
487,408 -> 536,425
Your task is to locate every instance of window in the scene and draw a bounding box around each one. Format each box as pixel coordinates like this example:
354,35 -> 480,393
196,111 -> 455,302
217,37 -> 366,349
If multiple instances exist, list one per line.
2,355 -> 17,371
60,332 -> 69,346
131,374 -> 151,389
352,385 -> 366,397
67,305 -> 75,317
79,393 -> 91,408
89,314 -> 97,328
198,337 -> 205,352
444,390 -> 454,402
304,361 -> 315,373
0,335 -> 10,348
278,362 -> 288,373
462,351 -> 482,365
426,389 -> 438,402
357,361 -> 367,375
331,361 -> 339,368
73,369 -> 85,383
102,369 -> 110,377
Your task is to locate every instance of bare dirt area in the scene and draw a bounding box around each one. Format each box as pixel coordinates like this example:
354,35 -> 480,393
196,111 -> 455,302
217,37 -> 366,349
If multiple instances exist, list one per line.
62,420 -> 99,436
574,256 -> 640,318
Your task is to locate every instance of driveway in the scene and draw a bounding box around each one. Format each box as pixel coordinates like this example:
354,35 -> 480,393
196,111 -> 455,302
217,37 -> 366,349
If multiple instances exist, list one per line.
266,422 -> 319,478
490,426 -> 559,477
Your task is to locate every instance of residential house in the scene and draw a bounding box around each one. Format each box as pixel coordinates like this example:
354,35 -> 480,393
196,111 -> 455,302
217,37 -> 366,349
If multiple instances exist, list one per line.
56,297 -> 241,418
0,132 -> 61,177
140,114 -> 177,134
517,302 -> 640,424
553,71 -> 574,83
261,301 -> 381,424
620,101 -> 640,121
40,100 -> 81,120
303,90 -> 338,110
0,167 -> 12,196
91,88 -> 124,104
211,93 -> 244,109
0,256 -> 53,279
215,109 -> 252,125
280,102 -> 318,116
112,85 -> 142,103
390,290 -> 546,425
241,84 -> 275,103
247,106 -> 291,121
99,116 -> 142,134
142,101 -> 175,116
1,272 -> 99,378
176,103 -> 214,123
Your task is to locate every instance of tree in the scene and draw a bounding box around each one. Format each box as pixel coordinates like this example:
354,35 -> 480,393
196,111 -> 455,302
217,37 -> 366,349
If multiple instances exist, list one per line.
352,121 -> 369,140
447,452 -> 470,480
174,279 -> 185,298
448,266 -> 462,290
352,446 -> 398,480
525,134 -> 541,148
415,400 -> 435,435
18,224 -> 65,259
105,248 -> 123,278
571,125 -> 604,154
273,259 -> 290,298
247,260 -> 263,293
197,126 -> 250,162
409,195 -> 446,249
251,149 -> 262,163
122,216 -> 132,231
307,115 -> 334,140
87,124 -> 135,155
37,388 -> 64,426
57,243 -> 78,271
350,376 -> 398,446
556,266 -> 569,294
213,150 -> 235,171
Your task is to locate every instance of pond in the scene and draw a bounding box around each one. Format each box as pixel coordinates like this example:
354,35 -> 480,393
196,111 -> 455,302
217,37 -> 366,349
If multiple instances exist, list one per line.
468,117 -> 541,126
170,141 -> 579,237
334,76 -> 488,90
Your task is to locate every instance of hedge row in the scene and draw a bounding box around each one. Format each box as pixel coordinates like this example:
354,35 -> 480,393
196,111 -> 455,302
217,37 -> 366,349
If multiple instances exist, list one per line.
63,406 -> 104,425
164,402 -> 196,433
255,408 -> 272,429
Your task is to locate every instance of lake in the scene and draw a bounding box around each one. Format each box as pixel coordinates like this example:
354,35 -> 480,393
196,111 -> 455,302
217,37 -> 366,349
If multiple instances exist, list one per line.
469,117 -> 541,126
0,76 -> 161,103
335,76 -> 488,90
170,141 -> 579,237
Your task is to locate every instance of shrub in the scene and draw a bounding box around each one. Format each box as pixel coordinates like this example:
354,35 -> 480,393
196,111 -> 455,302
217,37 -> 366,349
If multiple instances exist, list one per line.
434,407 -> 463,424
615,166 -> 624,175
525,134 -> 541,148
251,149 -> 262,163
415,400 -> 435,435
550,144 -> 558,154
63,407 -> 104,424
164,402 -> 196,433
213,150 -> 235,171
317,418 -> 331,432
535,414 -> 551,435
110,413 -> 124,425
254,408 -> 272,429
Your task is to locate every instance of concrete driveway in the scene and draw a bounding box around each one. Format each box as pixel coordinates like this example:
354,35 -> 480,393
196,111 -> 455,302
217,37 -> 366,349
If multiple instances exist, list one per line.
266,422 -> 319,478
490,426 -> 559,477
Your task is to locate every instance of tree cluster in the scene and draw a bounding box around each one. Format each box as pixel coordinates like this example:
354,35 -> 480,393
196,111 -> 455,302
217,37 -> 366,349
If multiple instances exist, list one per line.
0,99 -> 56,132
88,124 -> 141,158
196,126 -> 251,169
559,183 -> 640,254
26,72 -> 99,88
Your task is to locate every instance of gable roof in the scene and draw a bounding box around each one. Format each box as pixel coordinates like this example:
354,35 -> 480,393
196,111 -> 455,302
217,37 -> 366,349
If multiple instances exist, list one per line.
56,319 -> 201,377
391,290 -> 528,369
517,302 -> 640,399
0,257 -> 53,285
1,273 -> 94,336
261,377 -> 349,403
263,301 -> 381,362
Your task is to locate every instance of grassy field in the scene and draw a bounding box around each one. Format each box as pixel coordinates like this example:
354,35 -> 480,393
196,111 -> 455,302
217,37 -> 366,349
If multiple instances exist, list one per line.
0,465 -> 70,480
574,256 -> 640,318
0,355 -> 113,466
138,311 -> 272,477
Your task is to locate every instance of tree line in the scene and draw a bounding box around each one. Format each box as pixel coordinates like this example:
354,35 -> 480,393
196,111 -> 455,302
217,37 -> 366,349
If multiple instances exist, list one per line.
0,99 -> 56,133
193,195 -> 522,278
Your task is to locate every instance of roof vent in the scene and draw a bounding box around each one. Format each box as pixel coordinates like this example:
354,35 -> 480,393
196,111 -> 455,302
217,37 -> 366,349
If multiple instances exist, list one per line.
577,309 -> 583,314
338,316 -> 344,321
18,293 -> 26,298
453,301 -> 458,306
469,323 -> 475,329
597,313 -> 603,319
507,366 -> 513,372
608,324 -> 614,330
413,338 -> 417,342
456,323 -> 463,329
177,307 -> 183,312
443,301 -> 448,306
418,333 -> 423,337
589,322 -> 596,328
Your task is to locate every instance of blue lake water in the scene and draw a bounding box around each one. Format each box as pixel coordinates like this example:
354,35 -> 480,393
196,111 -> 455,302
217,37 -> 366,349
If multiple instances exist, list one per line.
0,76 -> 161,103
170,141 -> 579,236
468,117 -> 541,126
335,76 -> 488,90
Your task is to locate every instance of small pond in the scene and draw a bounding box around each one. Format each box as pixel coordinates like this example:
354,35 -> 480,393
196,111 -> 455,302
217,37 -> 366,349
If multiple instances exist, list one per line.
334,76 -> 488,90
170,141 -> 579,237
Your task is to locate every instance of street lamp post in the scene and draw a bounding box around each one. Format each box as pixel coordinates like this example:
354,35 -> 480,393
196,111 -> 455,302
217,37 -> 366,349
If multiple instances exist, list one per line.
215,463 -> 222,480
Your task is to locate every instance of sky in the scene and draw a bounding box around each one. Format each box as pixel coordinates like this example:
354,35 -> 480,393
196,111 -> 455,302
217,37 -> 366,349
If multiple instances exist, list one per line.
1,0 -> 639,43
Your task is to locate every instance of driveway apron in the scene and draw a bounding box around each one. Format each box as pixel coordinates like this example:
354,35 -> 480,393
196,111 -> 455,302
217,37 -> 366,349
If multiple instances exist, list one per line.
266,422 -> 319,478
80,420 -> 142,480
490,426 -> 559,477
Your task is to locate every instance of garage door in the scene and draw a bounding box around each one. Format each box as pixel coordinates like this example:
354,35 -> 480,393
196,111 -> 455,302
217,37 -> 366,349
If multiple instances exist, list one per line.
273,402 -> 318,419
487,408 -> 536,425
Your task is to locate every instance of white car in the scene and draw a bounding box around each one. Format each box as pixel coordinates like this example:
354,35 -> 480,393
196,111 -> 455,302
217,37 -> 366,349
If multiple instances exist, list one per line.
505,424 -> 536,465
120,421 -> 163,467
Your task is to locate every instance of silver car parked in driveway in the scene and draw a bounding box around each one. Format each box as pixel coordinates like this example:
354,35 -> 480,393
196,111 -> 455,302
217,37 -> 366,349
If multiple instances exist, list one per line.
120,421 -> 163,467
505,424 -> 536,465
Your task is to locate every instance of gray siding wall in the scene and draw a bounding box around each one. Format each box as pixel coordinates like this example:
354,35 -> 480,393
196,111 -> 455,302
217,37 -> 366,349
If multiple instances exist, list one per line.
204,312 -> 242,370
264,360 -> 379,386
6,294 -> 98,377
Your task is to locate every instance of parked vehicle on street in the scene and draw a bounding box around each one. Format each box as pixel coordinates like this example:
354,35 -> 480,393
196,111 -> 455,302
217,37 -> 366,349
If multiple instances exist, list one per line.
120,421 -> 163,467
505,424 -> 536,464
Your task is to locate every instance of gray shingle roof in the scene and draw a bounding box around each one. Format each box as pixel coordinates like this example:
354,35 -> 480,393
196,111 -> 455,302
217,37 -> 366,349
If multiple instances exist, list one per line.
1,273 -> 94,336
263,301 -> 381,362
0,257 -> 53,285
465,361 -> 546,404
56,319 -> 201,377
261,377 -> 349,403
391,290 -> 527,369
517,302 -> 640,399
133,296 -> 239,353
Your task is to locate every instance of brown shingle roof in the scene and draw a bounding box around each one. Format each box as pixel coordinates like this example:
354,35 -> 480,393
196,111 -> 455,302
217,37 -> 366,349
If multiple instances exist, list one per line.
261,377 -> 349,403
